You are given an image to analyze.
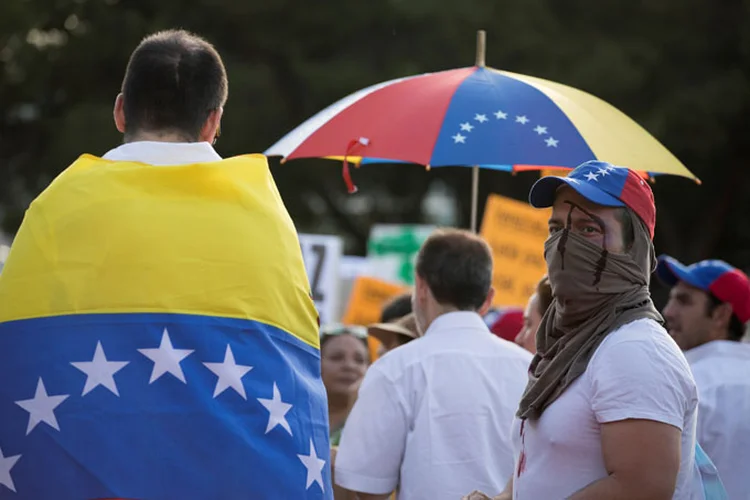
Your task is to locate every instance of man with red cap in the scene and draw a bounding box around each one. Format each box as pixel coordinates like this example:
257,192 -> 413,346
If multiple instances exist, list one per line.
657,257 -> 750,499
484,160 -> 704,499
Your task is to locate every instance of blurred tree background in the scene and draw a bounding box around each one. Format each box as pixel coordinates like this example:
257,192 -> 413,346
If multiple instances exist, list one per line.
1,0 -> 749,302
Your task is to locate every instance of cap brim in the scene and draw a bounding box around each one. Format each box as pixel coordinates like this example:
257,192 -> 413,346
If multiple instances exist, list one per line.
655,255 -> 699,288
529,176 -> 625,209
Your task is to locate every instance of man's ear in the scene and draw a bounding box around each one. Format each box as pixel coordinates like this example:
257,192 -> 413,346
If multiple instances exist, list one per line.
712,302 -> 734,330
113,93 -> 126,134
200,107 -> 223,144
478,287 -> 495,316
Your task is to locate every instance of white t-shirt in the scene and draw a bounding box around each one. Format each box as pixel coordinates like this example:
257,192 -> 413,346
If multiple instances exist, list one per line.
685,340 -> 750,500
511,318 -> 704,500
334,311 -> 533,500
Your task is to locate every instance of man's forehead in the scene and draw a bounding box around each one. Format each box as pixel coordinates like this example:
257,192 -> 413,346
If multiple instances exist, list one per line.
551,186 -> 602,214
671,281 -> 708,297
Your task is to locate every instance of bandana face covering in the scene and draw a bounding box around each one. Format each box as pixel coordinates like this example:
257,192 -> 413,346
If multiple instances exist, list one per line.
517,205 -> 662,420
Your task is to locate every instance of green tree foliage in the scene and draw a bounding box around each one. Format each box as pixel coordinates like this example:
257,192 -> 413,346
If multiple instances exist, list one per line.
1,0 -> 749,281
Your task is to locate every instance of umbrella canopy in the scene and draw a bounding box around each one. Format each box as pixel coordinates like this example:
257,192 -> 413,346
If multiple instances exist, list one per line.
265,66 -> 697,185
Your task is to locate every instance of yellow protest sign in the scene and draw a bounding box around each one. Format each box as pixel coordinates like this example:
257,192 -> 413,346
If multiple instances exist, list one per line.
342,276 -> 408,326
480,194 -> 550,307
539,167 -> 570,178
342,276 -> 409,362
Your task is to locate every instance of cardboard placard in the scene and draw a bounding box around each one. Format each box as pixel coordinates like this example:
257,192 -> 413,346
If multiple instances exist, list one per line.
480,194 -> 550,307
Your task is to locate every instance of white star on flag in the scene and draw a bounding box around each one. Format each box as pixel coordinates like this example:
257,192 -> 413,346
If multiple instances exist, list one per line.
534,125 -> 548,135
0,447 -> 20,493
71,341 -> 129,397
203,345 -> 253,399
459,122 -> 474,132
516,115 -> 529,124
138,329 -> 194,384
585,172 -> 599,181
545,137 -> 559,148
494,110 -> 507,119
15,378 -> 69,435
257,382 -> 293,435
298,439 -> 326,491
474,113 -> 488,123
606,165 -> 617,172
597,168 -> 610,176
452,133 -> 466,144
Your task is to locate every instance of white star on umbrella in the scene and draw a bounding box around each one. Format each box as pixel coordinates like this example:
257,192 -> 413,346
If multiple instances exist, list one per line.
71,341 -> 130,397
138,328 -> 194,384
545,137 -> 559,147
585,172 -> 599,181
298,439 -> 326,491
516,115 -> 529,124
452,133 -> 466,144
203,345 -> 253,399
257,382 -> 293,435
533,125 -> 548,135
15,378 -> 69,435
0,447 -> 20,493
494,110 -> 507,119
474,113 -> 488,123
459,122 -> 474,132
597,168 -> 610,176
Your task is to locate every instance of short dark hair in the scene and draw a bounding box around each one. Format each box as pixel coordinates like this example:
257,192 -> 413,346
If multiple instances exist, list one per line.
415,229 -> 493,311
380,293 -> 413,323
706,293 -> 745,341
121,30 -> 228,141
535,275 -> 553,316
616,208 -> 635,251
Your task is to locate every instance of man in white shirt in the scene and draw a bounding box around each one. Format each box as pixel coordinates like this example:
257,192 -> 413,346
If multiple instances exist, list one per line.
334,229 -> 533,500
488,161 -> 703,500
657,256 -> 750,499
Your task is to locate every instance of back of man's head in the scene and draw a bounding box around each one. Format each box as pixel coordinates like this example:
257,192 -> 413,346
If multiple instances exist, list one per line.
121,30 -> 228,141
415,229 -> 493,311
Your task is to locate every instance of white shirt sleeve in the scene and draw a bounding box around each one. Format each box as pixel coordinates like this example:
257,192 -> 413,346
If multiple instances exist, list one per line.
589,336 -> 691,430
334,365 -> 408,494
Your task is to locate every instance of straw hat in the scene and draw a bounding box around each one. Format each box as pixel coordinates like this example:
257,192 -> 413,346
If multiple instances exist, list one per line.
367,313 -> 420,346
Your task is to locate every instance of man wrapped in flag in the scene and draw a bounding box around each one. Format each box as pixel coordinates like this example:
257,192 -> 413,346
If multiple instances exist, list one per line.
0,30 -> 331,499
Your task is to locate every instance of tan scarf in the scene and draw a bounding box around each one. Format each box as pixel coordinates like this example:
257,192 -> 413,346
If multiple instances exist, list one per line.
516,207 -> 662,420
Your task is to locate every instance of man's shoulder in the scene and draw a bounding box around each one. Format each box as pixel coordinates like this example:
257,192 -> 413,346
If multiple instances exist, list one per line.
591,318 -> 692,379
598,318 -> 674,351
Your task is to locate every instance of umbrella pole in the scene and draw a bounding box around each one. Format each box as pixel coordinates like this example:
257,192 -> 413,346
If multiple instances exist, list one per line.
470,165 -> 479,232
470,30 -> 486,233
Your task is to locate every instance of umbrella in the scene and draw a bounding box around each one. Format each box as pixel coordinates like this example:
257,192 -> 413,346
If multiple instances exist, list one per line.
265,31 -> 698,231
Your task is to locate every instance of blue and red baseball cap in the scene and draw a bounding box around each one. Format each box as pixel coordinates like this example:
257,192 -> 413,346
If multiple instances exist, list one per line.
529,160 -> 656,239
656,255 -> 750,323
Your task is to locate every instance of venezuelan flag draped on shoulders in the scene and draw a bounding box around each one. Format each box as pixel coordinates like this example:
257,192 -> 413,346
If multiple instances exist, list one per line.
0,153 -> 332,499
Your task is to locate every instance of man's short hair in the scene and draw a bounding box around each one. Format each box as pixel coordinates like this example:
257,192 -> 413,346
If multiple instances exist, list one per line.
121,30 -> 228,141
415,229 -> 493,311
380,293 -> 413,323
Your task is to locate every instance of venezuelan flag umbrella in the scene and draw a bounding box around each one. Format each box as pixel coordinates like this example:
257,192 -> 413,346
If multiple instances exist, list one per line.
265,31 -> 698,231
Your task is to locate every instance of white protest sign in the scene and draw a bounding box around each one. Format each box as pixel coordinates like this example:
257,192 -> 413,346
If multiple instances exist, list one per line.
299,234 -> 343,325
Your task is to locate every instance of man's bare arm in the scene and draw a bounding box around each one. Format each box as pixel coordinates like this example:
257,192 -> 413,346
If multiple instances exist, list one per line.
568,419 -> 681,500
